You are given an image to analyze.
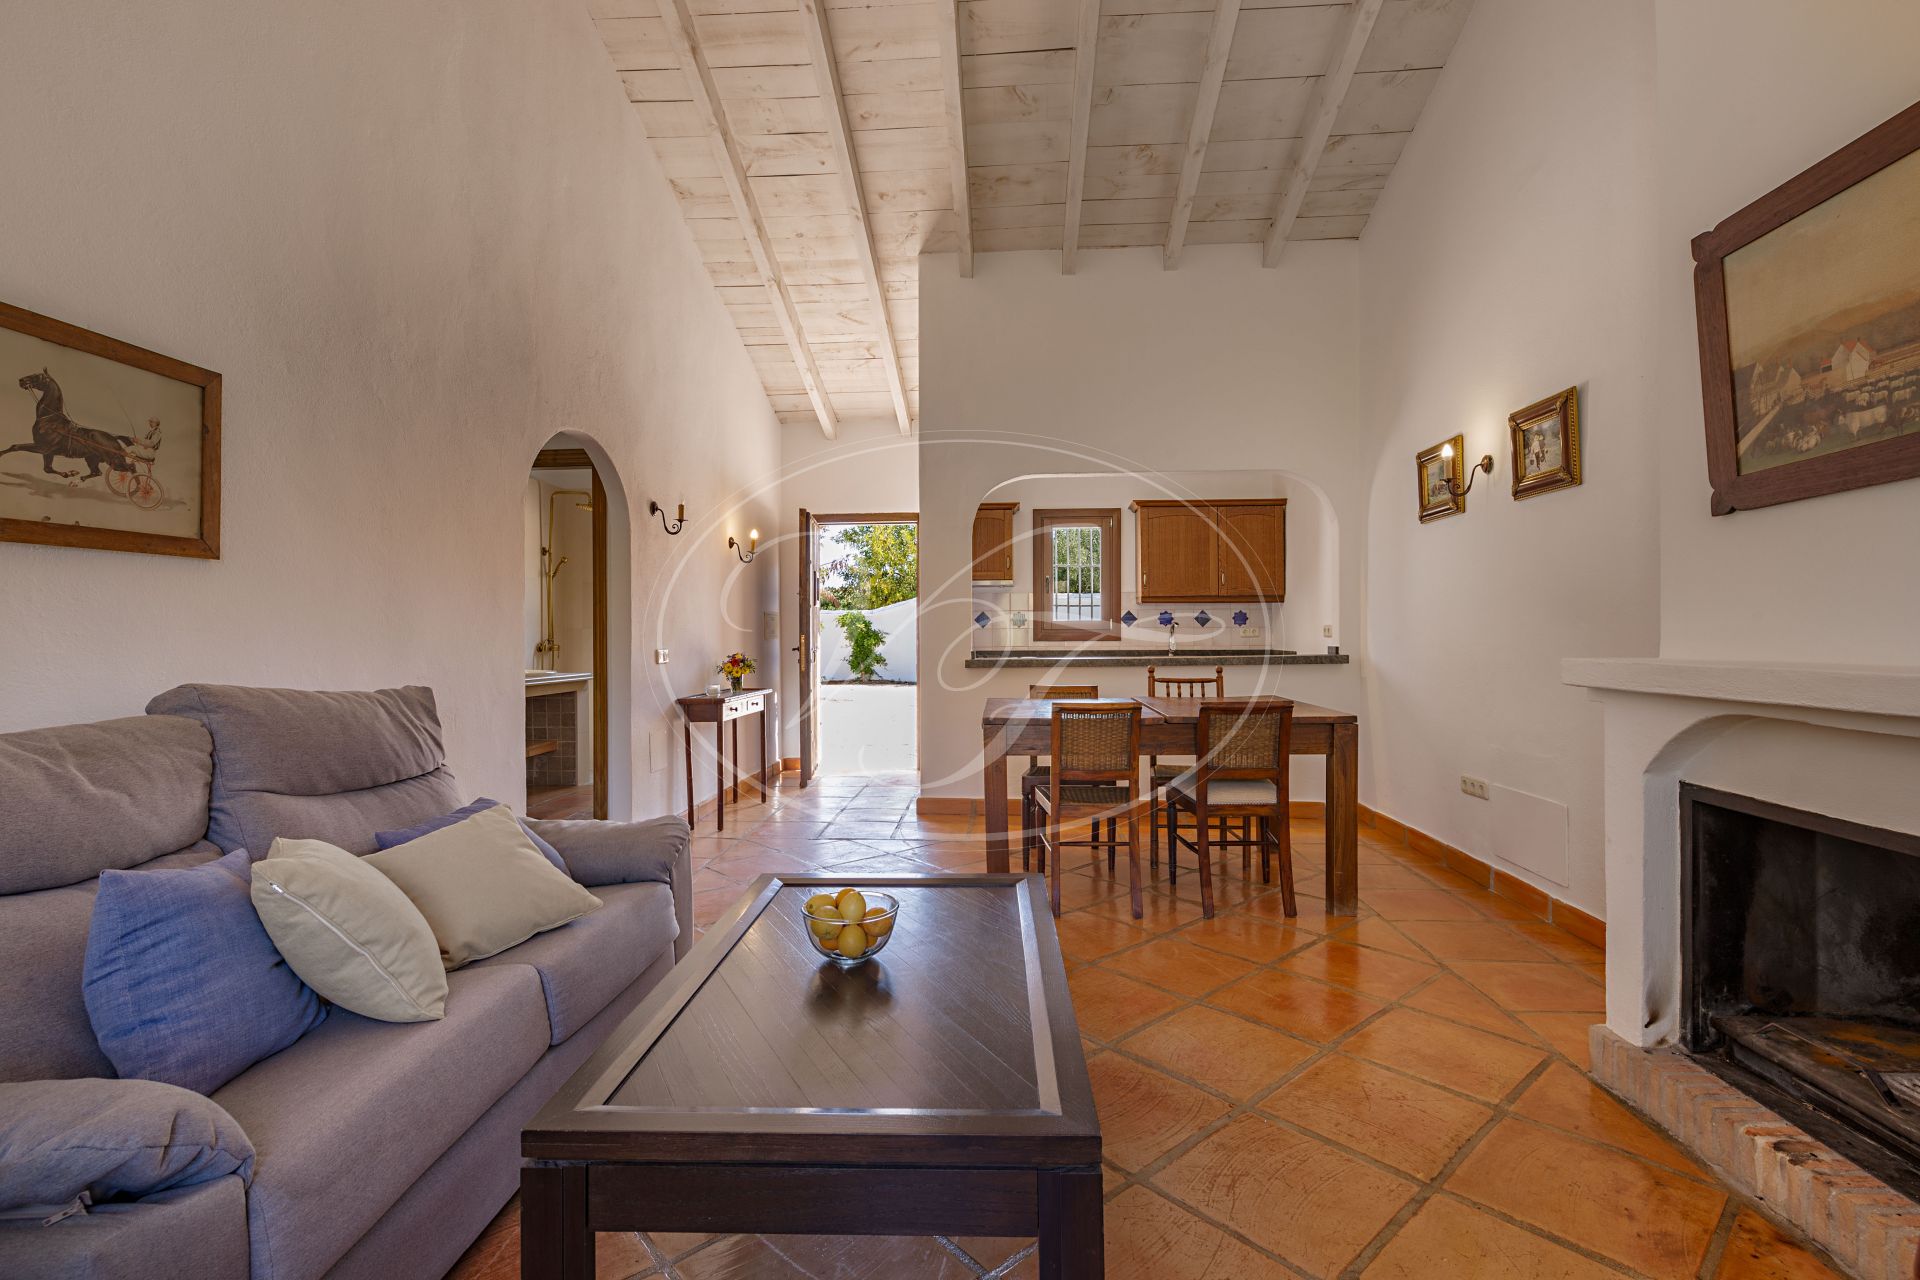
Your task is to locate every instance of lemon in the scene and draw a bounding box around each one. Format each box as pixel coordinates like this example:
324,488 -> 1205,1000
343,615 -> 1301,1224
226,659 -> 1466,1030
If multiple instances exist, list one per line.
836,923 -> 870,958
863,906 -> 894,937
808,916 -> 842,942
835,889 -> 868,922
803,892 -> 838,918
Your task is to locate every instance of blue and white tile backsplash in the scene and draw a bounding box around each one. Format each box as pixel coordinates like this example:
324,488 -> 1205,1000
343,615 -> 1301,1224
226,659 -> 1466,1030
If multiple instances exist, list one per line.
971,588 -> 1280,652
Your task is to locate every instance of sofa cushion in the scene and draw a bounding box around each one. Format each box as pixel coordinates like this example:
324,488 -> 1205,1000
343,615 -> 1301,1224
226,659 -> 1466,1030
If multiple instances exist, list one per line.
0,1176 -> 249,1280
0,1078 -> 254,1214
375,798 -> 567,873
211,963 -> 548,1280
251,839 -> 447,1023
0,846 -> 220,1085
364,806 -> 602,969
84,850 -> 326,1095
471,881 -> 678,1043
0,716 -> 213,895
144,685 -> 462,856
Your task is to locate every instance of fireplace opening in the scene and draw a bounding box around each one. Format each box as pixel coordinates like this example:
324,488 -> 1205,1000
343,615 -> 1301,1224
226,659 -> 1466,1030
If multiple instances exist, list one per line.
1681,783 -> 1920,1166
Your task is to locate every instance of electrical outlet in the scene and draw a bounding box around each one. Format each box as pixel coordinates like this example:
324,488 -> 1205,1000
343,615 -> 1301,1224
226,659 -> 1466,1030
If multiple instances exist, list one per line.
1460,775 -> 1490,801
648,727 -> 670,773
1322,624 -> 1333,638
1239,625 -> 1259,638
655,648 -> 670,664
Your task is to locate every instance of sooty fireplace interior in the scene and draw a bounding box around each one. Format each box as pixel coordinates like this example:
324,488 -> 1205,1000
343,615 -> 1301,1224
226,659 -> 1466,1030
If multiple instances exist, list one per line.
1682,783 -> 1920,1168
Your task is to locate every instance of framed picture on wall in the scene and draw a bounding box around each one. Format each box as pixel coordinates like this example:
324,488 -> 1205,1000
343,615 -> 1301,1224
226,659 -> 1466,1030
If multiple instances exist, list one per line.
1692,99 -> 1920,515
1509,386 -> 1582,499
0,301 -> 220,558
1416,435 -> 1465,523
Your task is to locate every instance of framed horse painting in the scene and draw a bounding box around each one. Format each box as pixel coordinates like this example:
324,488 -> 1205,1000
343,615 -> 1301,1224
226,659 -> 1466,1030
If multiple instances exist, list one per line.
0,301 -> 220,558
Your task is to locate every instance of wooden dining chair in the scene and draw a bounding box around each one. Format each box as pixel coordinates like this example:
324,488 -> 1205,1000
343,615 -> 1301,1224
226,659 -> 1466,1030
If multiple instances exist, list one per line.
1145,666 -> 1225,866
1019,684 -> 1102,872
1161,698 -> 1295,918
1032,702 -> 1144,918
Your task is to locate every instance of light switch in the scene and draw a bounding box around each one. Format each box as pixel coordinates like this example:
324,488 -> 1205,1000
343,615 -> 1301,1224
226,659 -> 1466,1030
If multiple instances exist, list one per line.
655,648 -> 670,664
763,611 -> 779,641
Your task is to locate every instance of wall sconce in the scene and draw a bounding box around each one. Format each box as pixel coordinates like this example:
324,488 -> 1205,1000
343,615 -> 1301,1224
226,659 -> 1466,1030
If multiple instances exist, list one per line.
1441,441 -> 1495,497
648,501 -> 686,535
729,529 -> 759,563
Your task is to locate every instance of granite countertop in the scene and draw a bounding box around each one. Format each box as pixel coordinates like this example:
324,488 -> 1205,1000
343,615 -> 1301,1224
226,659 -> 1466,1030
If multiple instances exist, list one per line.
525,670 -> 593,686
964,648 -> 1348,669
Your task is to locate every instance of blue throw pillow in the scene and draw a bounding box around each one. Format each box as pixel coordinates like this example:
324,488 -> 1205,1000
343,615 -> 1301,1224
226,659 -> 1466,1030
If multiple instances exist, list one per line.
84,850 -> 325,1095
374,798 -> 568,874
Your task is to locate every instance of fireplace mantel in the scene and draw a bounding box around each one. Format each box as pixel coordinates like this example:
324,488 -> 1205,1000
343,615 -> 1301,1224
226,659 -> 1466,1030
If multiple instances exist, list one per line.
1571,656 -> 1920,1277
1560,654 -> 1920,1056
1564,656 -> 1920,718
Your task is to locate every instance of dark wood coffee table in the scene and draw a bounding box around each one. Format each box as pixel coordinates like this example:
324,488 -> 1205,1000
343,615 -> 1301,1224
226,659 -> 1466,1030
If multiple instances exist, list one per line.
520,874 -> 1103,1278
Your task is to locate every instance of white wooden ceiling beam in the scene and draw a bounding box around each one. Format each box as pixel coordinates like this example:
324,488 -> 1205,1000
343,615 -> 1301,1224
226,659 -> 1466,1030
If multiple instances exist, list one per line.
1163,0 -> 1243,269
935,0 -> 974,279
1059,0 -> 1102,274
655,0 -> 839,437
798,0 -> 912,435
1260,0 -> 1384,268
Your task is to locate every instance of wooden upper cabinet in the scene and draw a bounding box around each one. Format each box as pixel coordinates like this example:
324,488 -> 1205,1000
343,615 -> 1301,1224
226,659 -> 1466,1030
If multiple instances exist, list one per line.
1131,499 -> 1286,602
1133,503 -> 1216,601
1217,501 -> 1286,600
971,502 -> 1019,582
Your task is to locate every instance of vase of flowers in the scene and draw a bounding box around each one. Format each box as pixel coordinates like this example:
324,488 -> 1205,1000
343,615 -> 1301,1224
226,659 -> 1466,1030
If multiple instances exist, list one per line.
717,652 -> 755,693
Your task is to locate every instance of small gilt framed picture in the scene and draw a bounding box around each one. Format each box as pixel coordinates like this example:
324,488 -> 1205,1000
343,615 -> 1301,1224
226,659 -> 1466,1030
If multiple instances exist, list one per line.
1416,435 -> 1465,523
1509,386 -> 1580,500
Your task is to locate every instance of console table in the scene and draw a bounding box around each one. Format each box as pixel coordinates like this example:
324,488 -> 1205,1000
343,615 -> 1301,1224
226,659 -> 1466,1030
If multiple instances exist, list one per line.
674,689 -> 773,832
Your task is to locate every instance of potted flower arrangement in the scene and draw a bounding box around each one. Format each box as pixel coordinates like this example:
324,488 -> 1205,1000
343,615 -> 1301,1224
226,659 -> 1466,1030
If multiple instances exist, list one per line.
716,652 -> 755,693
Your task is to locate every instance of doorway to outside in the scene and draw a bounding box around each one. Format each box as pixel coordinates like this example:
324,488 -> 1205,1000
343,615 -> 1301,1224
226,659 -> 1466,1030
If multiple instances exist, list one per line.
797,512 -> 916,779
523,441 -> 608,820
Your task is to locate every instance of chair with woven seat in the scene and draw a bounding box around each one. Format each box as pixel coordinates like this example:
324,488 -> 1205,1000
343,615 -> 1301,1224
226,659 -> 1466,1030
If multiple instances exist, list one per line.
1162,697 -> 1296,919
1018,684 -> 1103,873
1032,701 -> 1145,918
1145,665 -> 1225,866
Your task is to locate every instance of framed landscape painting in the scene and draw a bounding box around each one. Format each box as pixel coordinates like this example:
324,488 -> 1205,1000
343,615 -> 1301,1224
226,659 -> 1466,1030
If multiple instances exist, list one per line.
1510,386 -> 1581,500
0,302 -> 220,557
1693,99 -> 1920,514
1416,435 -> 1465,523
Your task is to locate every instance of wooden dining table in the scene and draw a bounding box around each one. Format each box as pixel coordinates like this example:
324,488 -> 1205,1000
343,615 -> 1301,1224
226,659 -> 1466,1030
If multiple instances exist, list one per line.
980,695 -> 1361,916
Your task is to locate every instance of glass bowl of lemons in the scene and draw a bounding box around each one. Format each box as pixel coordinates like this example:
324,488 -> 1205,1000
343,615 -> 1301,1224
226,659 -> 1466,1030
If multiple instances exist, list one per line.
801,888 -> 899,967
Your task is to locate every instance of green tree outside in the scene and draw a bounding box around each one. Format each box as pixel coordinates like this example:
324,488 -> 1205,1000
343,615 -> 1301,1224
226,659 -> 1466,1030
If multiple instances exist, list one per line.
835,612 -> 889,682
819,523 -> 917,610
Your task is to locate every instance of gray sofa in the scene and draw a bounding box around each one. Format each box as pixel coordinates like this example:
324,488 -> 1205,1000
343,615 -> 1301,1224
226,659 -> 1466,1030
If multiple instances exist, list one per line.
0,684 -> 692,1280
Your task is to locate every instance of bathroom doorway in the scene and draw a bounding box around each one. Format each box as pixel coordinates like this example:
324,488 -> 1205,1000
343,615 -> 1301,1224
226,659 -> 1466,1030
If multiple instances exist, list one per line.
524,440 -> 608,820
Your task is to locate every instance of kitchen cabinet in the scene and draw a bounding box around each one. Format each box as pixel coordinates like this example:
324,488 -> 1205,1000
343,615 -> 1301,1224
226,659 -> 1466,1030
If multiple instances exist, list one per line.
971,502 -> 1019,583
1131,499 -> 1285,603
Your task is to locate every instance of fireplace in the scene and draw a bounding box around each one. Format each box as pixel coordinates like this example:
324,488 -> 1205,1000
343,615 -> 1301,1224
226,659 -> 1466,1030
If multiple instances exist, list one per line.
1681,783 -> 1920,1168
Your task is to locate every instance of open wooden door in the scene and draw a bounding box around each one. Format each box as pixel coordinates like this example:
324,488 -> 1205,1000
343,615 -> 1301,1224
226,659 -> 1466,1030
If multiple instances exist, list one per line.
794,508 -> 821,785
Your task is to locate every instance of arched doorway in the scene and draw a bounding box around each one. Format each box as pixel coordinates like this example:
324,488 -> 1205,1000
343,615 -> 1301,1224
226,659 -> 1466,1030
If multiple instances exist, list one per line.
523,436 -> 614,819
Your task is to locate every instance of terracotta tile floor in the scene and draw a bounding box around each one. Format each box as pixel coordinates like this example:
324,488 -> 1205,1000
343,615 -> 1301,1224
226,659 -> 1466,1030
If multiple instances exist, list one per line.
448,774 -> 1847,1280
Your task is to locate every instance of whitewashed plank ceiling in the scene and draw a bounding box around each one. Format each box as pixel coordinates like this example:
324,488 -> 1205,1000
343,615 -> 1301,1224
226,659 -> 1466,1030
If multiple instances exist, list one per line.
590,0 -> 1475,434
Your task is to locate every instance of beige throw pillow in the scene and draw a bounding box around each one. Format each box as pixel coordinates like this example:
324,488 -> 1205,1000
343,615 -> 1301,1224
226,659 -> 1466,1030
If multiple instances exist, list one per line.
251,839 -> 449,1022
364,803 -> 602,969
